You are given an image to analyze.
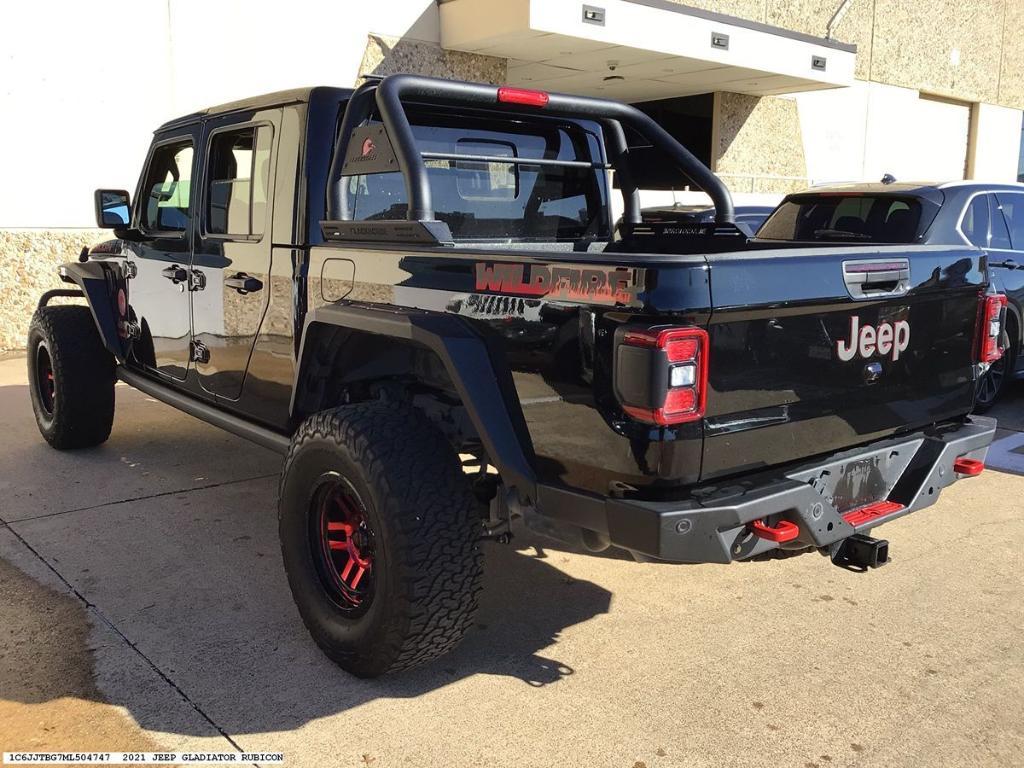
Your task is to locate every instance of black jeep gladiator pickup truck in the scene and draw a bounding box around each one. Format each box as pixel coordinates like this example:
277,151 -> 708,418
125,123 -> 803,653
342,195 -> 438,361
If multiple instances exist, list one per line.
28,75 -> 999,677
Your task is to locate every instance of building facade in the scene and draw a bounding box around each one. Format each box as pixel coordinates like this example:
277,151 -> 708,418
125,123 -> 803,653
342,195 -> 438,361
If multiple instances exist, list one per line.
1,0 -> 1022,348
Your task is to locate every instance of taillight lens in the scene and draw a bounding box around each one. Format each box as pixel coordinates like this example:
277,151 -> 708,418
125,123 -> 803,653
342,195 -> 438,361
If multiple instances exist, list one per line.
496,86 -> 550,107
978,293 -> 1007,363
615,326 -> 709,425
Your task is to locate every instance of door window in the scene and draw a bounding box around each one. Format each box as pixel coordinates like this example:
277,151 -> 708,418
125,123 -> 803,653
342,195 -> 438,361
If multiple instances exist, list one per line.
141,141 -> 194,233
206,125 -> 272,238
995,193 -> 1024,250
960,195 -> 990,248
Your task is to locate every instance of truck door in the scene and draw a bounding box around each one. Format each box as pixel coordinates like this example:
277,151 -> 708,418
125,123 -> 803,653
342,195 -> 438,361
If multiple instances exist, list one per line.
190,110 -> 279,400
127,128 -> 199,381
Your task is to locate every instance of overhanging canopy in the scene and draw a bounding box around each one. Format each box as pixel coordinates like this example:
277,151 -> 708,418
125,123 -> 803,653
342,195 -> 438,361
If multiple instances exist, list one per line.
440,0 -> 857,101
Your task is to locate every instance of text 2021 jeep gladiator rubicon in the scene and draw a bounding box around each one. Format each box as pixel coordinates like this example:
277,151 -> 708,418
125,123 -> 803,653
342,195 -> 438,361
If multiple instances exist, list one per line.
28,75 -> 1000,677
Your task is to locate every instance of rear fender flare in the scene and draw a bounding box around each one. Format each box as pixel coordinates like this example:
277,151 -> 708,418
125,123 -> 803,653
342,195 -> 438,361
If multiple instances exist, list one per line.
291,304 -> 538,501
52,261 -> 126,361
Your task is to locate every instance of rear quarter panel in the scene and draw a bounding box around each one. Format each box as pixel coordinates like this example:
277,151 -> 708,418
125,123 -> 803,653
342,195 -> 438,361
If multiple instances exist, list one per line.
308,244 -> 711,494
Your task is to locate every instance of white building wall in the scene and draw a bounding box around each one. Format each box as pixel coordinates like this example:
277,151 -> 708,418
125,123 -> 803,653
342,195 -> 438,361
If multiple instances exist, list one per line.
971,103 -> 1023,182
796,80 -> 1021,187
0,0 -> 440,228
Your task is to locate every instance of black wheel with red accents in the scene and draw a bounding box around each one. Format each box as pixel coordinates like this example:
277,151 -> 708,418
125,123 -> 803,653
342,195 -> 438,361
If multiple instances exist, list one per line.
309,473 -> 376,615
278,401 -> 483,677
27,305 -> 115,449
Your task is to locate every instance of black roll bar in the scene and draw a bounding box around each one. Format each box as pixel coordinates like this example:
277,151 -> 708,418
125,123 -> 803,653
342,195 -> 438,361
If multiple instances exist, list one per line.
327,78 -> 379,220
326,73 -> 735,226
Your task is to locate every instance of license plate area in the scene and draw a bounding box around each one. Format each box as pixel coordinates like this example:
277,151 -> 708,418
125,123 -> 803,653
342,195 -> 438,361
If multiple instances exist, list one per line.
789,439 -> 924,514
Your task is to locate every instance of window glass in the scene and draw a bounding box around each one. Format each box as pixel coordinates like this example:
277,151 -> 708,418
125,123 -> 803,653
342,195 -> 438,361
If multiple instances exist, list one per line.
995,193 -> 1024,250
142,141 -> 193,232
960,195 -> 990,248
454,139 -> 517,201
207,125 -> 272,237
990,195 -> 1012,249
757,195 -> 921,243
344,111 -> 608,241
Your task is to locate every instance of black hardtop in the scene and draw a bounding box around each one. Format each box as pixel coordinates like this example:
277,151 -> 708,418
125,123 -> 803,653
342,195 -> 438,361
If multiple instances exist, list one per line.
156,85 -> 353,132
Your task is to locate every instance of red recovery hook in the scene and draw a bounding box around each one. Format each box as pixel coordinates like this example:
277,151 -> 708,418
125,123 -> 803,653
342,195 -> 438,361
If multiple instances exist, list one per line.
750,519 -> 800,543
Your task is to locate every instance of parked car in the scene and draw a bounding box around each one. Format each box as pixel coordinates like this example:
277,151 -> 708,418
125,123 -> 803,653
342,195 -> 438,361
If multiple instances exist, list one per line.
28,77 -> 997,677
755,181 -> 1024,409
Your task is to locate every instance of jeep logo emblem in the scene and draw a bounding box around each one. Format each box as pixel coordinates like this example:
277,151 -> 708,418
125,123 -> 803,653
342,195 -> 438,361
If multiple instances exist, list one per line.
836,316 -> 910,362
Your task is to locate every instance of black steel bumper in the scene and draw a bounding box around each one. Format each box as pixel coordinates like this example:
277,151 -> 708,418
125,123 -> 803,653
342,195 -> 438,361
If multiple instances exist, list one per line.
535,416 -> 997,564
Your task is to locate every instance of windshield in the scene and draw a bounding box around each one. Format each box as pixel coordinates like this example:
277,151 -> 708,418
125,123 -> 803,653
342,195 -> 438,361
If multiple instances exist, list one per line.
757,194 -> 923,243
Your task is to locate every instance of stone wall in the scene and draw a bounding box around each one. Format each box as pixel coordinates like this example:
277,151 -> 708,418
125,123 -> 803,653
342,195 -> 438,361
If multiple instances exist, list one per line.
713,92 -> 808,194
0,230 -> 107,351
357,34 -> 506,84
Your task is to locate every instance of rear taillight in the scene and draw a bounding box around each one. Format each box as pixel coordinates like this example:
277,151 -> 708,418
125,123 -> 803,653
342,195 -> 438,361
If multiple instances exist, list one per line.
614,326 -> 709,425
978,293 -> 1007,363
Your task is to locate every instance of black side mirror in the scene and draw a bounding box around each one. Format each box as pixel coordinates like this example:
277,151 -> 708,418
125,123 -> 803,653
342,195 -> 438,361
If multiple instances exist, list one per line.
94,189 -> 131,228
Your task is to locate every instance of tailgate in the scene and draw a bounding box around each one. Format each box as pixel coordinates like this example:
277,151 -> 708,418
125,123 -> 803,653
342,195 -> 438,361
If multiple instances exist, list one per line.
701,245 -> 983,481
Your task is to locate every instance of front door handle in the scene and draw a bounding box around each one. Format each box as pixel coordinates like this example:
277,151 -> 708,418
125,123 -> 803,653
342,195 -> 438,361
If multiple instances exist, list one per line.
225,273 -> 264,295
161,265 -> 188,284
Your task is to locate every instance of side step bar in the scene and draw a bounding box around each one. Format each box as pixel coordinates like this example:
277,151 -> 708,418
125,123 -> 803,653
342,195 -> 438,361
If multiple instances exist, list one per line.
116,366 -> 290,455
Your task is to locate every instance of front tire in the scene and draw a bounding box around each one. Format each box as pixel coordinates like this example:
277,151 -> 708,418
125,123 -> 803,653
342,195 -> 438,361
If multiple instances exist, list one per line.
27,305 -> 115,449
278,402 -> 483,677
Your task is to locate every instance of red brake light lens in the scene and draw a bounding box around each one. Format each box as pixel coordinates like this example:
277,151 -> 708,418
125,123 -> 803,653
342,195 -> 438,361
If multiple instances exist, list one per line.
497,86 -> 550,107
978,293 -> 1007,363
618,327 -> 709,426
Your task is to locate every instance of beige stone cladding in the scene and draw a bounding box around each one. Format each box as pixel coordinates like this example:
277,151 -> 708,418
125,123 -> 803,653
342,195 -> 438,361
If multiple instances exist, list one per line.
357,34 -> 506,84
712,92 -> 808,194
0,229 -> 106,351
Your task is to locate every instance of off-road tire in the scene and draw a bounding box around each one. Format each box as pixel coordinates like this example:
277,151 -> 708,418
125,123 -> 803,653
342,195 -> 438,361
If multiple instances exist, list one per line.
278,402 -> 484,677
27,305 -> 115,449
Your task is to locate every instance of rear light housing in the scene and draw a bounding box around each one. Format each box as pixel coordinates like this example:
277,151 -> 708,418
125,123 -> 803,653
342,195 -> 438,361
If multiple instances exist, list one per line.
614,326 -> 709,425
496,86 -> 549,107
978,293 -> 1007,363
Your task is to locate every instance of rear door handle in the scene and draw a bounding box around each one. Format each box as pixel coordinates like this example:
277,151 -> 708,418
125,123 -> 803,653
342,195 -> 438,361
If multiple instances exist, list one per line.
161,265 -> 188,283
225,273 -> 264,295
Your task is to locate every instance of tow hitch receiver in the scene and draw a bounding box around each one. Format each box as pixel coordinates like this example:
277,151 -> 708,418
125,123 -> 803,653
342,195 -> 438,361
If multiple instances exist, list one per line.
832,533 -> 889,571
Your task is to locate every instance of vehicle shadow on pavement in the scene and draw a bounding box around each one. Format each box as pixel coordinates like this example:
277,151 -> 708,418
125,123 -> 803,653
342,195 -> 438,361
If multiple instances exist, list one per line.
0,383 -> 613,737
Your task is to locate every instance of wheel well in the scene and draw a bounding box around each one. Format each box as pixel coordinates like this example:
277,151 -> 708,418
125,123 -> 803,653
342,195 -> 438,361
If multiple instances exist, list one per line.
292,324 -> 479,449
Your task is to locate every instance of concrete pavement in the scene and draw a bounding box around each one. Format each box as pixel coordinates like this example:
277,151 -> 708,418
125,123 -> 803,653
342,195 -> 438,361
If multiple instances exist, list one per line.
1,354 -> 1022,767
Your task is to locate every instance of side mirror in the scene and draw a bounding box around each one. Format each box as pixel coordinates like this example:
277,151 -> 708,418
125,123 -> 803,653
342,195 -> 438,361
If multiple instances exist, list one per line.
94,189 -> 131,229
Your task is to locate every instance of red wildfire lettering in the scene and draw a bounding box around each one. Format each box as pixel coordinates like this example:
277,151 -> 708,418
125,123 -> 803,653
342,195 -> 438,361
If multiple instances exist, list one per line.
474,262 -> 643,306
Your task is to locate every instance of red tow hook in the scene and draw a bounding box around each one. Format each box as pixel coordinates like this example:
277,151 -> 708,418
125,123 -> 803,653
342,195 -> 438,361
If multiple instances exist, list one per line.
750,519 -> 800,543
953,457 -> 984,476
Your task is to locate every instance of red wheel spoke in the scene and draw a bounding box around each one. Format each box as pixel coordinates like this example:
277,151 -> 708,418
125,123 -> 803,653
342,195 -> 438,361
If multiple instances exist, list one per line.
349,565 -> 366,590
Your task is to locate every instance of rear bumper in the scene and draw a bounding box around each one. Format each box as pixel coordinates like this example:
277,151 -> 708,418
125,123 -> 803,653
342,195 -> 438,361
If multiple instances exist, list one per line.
534,416 -> 996,563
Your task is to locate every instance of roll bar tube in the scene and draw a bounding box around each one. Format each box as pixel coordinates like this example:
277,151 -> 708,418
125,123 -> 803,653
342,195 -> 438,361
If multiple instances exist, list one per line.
328,73 -> 735,225
327,78 -> 379,220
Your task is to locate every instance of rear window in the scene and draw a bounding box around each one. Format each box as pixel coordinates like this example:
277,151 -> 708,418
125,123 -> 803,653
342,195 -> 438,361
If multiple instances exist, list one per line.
757,194 -> 923,243
344,110 -> 609,241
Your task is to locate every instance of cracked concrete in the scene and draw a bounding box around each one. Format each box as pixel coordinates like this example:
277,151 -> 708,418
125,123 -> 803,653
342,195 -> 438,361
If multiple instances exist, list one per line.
1,354 -> 1023,767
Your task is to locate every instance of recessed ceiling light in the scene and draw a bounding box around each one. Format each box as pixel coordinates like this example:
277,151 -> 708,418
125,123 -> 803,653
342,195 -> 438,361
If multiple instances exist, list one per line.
603,75 -> 625,82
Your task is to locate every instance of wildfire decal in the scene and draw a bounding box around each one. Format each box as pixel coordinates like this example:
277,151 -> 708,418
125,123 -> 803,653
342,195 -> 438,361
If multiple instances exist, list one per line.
474,262 -> 644,306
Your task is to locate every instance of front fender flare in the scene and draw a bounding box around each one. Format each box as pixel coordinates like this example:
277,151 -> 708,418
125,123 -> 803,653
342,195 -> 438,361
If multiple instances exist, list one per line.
291,303 -> 538,501
54,261 -> 126,361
